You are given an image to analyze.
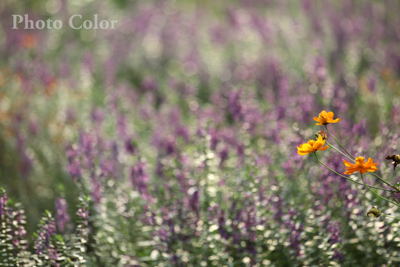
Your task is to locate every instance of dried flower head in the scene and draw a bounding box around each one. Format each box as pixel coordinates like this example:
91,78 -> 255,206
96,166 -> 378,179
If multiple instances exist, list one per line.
385,154 -> 400,171
315,130 -> 328,140
367,206 -> 381,218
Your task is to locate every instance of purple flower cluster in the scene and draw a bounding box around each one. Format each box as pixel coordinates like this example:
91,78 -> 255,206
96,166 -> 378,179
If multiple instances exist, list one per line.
55,198 -> 70,233
34,214 -> 57,255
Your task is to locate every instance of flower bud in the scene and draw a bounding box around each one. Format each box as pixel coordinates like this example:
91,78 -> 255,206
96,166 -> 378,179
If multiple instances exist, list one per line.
367,206 -> 381,218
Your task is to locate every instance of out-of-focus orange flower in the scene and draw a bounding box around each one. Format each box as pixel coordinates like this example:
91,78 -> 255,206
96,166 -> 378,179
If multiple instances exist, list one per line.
22,34 -> 38,49
297,135 -> 329,156
313,110 -> 341,126
45,77 -> 57,96
0,67 -> 12,87
381,68 -> 392,81
343,156 -> 378,175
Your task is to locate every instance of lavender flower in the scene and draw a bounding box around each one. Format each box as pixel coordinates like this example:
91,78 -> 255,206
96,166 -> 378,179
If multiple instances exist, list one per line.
55,198 -> 70,233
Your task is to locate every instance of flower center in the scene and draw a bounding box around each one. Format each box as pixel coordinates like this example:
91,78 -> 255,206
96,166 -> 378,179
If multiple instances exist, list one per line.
355,157 -> 365,166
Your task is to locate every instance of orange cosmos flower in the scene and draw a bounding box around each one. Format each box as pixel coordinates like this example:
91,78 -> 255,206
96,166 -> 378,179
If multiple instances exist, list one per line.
313,110 -> 341,126
297,135 -> 329,156
343,156 -> 378,175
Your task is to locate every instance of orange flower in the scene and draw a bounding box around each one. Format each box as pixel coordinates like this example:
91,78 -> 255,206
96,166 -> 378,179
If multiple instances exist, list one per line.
22,34 -> 38,49
313,110 -> 341,126
343,157 -> 378,175
297,135 -> 329,156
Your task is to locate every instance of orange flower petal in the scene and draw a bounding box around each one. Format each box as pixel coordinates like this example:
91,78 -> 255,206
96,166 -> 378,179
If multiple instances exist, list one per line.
342,159 -> 355,167
319,145 -> 329,150
313,143 -> 322,150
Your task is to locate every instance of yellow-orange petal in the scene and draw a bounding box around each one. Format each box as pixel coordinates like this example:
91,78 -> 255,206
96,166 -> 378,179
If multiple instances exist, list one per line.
297,141 -> 315,155
327,112 -> 334,119
302,143 -> 312,149
344,167 -> 359,174
313,142 -> 323,150
342,159 -> 354,167
313,137 -> 324,149
319,145 -> 329,150
298,151 -> 310,156
307,140 -> 316,146
297,147 -> 312,155
365,157 -> 373,165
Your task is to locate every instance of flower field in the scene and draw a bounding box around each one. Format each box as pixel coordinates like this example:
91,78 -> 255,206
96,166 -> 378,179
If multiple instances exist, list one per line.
1,0 -> 400,266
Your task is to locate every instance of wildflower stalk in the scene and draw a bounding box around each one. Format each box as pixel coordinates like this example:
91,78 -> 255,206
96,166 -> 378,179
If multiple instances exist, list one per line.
381,214 -> 400,221
325,125 -> 354,159
367,171 -> 397,191
325,127 -> 398,191
325,141 -> 353,162
360,174 -> 400,207
313,153 -> 392,192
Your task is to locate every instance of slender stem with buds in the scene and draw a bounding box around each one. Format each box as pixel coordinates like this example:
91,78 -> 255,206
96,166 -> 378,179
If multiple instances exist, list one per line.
313,153 -> 392,192
325,125 -> 354,160
367,171 -> 397,191
360,174 -> 399,207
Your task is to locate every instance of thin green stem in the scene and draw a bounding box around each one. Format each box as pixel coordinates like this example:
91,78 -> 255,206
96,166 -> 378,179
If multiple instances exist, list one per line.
313,153 -> 392,192
325,141 -> 353,162
324,126 -> 398,191
360,174 -> 399,207
367,171 -> 396,190
381,214 -> 400,221
325,125 -> 355,160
